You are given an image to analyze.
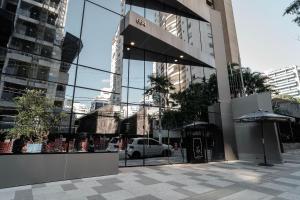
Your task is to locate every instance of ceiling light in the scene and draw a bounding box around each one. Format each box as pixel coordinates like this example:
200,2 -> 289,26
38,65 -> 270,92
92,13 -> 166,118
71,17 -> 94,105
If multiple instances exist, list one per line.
180,55 -> 184,59
127,47 -> 131,51
174,59 -> 178,62
130,41 -> 135,46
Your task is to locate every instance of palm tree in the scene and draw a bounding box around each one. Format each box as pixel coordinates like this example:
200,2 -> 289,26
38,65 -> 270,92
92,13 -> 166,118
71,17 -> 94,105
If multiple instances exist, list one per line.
242,68 -> 273,95
284,0 -> 300,26
145,75 -> 174,141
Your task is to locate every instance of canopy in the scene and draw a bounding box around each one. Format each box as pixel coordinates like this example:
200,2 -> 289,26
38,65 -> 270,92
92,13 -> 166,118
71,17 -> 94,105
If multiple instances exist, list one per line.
235,110 -> 295,123
183,121 -> 209,131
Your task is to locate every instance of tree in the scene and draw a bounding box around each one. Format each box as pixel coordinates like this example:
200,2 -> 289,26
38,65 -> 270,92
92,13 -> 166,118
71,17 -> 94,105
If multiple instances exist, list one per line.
170,76 -> 218,126
166,67 -> 273,129
242,68 -> 274,95
9,89 -> 65,143
284,0 -> 300,26
145,75 -> 174,137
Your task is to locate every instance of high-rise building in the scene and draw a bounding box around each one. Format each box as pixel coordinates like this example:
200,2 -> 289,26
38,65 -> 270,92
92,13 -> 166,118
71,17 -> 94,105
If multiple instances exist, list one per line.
154,0 -> 241,94
153,12 -> 215,93
109,26 -> 123,105
267,66 -> 300,98
0,0 -> 81,121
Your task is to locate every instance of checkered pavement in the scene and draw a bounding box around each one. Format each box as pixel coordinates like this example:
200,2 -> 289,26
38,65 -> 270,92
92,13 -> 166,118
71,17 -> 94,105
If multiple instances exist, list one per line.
1,150 -> 300,200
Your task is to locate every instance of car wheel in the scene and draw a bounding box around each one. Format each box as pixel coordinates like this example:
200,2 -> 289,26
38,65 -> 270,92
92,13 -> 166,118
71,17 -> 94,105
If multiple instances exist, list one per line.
132,151 -> 141,159
162,150 -> 171,157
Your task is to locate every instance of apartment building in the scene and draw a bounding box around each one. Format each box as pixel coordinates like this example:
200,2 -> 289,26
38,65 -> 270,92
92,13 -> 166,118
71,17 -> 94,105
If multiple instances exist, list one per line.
0,0 -> 81,115
267,66 -> 300,98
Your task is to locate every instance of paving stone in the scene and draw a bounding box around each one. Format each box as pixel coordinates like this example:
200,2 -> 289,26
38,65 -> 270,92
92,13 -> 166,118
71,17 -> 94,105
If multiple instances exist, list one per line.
166,181 -> 186,187
186,185 -> 245,200
97,178 -> 121,185
136,174 -> 161,185
60,183 -> 77,191
127,194 -> 162,200
205,179 -> 234,187
92,184 -> 122,194
31,183 -> 46,189
71,179 -> 84,183
182,185 -> 214,195
275,178 -> 300,186
101,189 -> 135,200
86,194 -> 106,200
278,192 -> 300,200
217,189 -> 273,200
13,189 -> 33,200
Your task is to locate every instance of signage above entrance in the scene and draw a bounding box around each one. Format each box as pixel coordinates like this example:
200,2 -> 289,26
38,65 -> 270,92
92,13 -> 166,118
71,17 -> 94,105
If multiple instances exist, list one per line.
136,18 -> 146,27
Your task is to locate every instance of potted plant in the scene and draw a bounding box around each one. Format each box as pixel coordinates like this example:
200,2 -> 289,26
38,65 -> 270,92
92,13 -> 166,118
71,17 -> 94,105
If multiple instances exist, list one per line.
9,89 -> 65,153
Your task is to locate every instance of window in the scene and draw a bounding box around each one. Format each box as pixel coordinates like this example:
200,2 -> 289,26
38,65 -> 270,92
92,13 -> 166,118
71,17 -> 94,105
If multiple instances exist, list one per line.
149,139 -> 159,145
37,66 -> 49,81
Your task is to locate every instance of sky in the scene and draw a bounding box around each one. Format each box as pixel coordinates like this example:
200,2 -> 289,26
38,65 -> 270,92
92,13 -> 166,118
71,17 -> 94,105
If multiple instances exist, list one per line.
232,0 -> 300,73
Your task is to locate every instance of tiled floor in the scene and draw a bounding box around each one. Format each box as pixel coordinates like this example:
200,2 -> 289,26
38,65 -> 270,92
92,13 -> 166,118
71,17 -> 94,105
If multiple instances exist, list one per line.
1,150 -> 300,200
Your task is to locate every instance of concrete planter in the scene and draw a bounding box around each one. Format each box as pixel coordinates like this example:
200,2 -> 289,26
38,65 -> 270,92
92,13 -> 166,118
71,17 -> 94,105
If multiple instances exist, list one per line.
0,141 -> 12,153
0,152 -> 118,189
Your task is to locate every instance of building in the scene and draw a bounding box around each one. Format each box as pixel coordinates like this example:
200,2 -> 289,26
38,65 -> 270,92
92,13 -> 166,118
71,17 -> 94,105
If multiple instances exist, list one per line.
153,0 -> 241,94
118,0 -> 239,160
77,105 -> 120,135
109,26 -> 123,105
64,99 -> 89,119
267,66 -> 300,98
90,88 -> 111,111
0,0 -> 81,124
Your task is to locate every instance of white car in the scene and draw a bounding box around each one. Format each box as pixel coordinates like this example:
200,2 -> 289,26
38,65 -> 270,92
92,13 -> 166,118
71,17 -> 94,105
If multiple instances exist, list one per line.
106,137 -> 120,152
127,138 -> 173,159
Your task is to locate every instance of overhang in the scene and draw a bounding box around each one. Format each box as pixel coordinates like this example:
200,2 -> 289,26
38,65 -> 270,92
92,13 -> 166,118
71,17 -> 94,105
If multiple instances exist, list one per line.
120,11 -> 215,68
125,0 -> 210,22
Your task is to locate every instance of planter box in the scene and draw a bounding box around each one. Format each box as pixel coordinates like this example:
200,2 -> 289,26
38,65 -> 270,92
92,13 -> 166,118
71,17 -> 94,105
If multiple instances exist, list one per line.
0,142 -> 12,153
0,152 -> 118,189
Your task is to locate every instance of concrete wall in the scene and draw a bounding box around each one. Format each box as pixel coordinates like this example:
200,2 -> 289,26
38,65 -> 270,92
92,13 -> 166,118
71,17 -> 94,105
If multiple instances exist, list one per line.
232,92 -> 283,164
213,0 -> 241,65
0,152 -> 119,189
210,9 -> 238,161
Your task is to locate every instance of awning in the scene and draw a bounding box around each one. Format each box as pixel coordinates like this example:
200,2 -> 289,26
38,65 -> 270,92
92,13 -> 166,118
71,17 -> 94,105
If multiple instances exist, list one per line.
235,110 -> 295,123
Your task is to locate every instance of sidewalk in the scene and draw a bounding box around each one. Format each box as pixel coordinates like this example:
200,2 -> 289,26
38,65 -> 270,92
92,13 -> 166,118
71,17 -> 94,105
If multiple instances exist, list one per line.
1,150 -> 300,200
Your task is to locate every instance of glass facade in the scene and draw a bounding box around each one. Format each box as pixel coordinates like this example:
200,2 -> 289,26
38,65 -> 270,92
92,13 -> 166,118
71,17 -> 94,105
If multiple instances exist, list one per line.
0,0 -> 225,166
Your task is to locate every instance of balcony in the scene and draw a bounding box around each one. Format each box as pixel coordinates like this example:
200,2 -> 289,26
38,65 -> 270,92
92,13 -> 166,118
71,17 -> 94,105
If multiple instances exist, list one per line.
23,0 -> 59,14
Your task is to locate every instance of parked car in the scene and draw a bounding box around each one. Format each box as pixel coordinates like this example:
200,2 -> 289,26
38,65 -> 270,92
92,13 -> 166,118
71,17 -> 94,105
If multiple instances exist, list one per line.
127,138 -> 173,159
106,137 -> 120,152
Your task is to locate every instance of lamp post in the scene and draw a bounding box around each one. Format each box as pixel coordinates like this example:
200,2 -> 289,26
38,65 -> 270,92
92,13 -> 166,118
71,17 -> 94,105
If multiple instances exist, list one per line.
229,63 -> 245,97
